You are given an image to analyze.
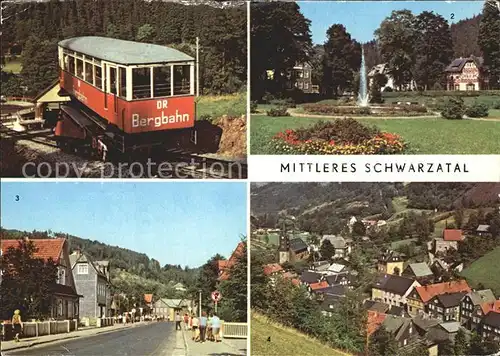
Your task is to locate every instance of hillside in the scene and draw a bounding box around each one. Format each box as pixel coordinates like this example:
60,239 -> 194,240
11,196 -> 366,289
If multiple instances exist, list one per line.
462,247 -> 500,296
251,313 -> 351,356
450,14 -> 482,58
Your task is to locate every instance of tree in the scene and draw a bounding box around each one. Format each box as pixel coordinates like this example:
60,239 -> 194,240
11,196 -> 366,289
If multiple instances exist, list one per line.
250,250 -> 270,312
352,221 -> 366,237
0,239 -> 58,320
453,209 -> 465,229
20,36 -> 58,96
454,328 -> 469,356
322,24 -> 361,97
369,326 -> 398,356
439,339 -> 454,355
413,11 -> 453,90
319,239 -> 336,261
193,254 -> 225,311
219,241 -> 247,322
375,10 -> 417,90
136,23 -> 155,43
250,2 -> 312,100
479,2 -> 500,89
465,211 -> 479,231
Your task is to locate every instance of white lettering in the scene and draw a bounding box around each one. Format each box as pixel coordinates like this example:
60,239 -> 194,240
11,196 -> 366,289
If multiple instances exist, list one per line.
131,110 -> 190,128
132,114 -> 140,127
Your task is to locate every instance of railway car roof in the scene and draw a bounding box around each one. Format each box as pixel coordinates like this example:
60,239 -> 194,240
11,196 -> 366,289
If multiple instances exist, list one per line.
58,36 -> 194,65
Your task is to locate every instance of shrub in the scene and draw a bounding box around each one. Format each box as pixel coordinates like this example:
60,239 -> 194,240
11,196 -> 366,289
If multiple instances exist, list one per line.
295,119 -> 379,144
270,98 -> 296,108
267,107 -> 289,117
262,92 -> 275,104
250,101 -> 258,113
198,114 -> 213,121
441,97 -> 466,120
383,87 -> 393,92
493,101 -> 500,110
465,102 -> 489,118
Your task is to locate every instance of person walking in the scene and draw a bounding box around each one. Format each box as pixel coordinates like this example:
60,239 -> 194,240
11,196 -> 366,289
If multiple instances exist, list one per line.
12,310 -> 23,342
183,313 -> 189,330
207,314 -> 213,341
211,313 -> 221,343
199,311 -> 208,343
175,312 -> 182,330
191,314 -> 199,341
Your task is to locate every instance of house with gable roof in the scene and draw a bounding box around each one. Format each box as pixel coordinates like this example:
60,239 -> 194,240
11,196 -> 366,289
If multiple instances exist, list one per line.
217,241 -> 245,282
460,289 -> 496,330
402,262 -> 434,284
372,274 -> 421,307
70,249 -> 112,320
1,238 -> 81,320
445,55 -> 488,91
152,298 -> 192,320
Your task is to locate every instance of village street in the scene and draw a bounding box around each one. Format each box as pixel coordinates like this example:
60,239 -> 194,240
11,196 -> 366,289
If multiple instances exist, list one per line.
3,322 -> 184,356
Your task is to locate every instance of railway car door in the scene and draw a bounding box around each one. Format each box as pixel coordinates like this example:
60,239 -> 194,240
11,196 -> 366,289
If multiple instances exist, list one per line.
109,66 -> 118,118
103,63 -> 108,110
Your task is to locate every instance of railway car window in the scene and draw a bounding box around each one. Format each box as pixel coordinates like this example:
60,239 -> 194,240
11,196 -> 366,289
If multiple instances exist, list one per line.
109,67 -> 117,95
173,65 -> 190,95
153,66 -> 171,97
132,68 -> 151,99
95,65 -> 102,90
76,59 -> 84,79
68,56 -> 75,75
119,67 -> 127,99
84,61 -> 94,84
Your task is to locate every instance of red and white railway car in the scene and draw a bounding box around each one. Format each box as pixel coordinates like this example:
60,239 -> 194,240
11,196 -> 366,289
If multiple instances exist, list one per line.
55,36 -> 196,157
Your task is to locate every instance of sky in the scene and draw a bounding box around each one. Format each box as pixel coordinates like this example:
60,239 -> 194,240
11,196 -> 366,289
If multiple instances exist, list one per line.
0,182 -> 247,268
298,1 -> 485,44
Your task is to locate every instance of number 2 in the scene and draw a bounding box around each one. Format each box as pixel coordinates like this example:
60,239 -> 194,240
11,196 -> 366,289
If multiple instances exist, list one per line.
451,13 -> 455,19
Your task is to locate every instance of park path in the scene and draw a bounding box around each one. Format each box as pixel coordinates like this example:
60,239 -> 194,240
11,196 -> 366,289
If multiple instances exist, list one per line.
182,327 -> 247,356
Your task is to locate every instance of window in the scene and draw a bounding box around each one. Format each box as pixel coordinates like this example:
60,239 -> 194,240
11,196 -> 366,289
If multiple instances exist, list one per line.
132,67 -> 151,99
153,66 -> 171,97
109,67 -> 117,95
304,83 -> 309,90
68,55 -> 75,75
57,268 -> 66,285
298,82 -> 303,89
77,263 -> 88,274
95,65 -> 102,89
76,59 -> 84,79
58,299 -> 63,316
119,67 -> 127,98
84,61 -> 94,84
173,65 -> 191,95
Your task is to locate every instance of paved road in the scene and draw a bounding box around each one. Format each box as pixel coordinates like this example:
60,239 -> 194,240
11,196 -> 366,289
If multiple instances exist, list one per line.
4,322 -> 179,356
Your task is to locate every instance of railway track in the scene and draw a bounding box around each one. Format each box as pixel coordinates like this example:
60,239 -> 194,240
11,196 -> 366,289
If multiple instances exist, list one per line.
1,124 -> 247,179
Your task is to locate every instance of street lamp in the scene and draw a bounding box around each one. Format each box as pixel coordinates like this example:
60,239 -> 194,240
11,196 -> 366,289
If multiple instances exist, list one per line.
198,289 -> 202,318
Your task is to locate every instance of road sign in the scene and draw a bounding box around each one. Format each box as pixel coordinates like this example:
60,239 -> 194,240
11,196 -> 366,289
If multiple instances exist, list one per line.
211,290 -> 222,302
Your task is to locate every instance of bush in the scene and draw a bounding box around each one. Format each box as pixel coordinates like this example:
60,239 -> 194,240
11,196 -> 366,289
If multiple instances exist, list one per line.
270,98 -> 296,108
250,101 -> 258,113
465,102 -> 489,118
383,87 -> 393,92
267,107 -> 289,117
262,92 -> 275,104
493,101 -> 500,109
441,97 -> 466,120
295,119 -> 379,144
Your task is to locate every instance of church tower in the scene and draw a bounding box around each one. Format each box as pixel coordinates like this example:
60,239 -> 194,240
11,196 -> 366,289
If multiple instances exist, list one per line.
278,232 -> 290,264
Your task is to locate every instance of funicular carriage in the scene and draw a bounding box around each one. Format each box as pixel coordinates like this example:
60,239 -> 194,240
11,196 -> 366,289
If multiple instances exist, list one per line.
55,36 -> 196,160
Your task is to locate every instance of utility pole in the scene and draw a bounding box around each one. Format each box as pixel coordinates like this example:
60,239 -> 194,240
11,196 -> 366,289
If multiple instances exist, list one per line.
196,37 -> 200,97
198,289 -> 202,318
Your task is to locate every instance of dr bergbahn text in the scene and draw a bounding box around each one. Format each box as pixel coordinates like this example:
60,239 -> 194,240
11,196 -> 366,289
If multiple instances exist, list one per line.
280,162 -> 470,174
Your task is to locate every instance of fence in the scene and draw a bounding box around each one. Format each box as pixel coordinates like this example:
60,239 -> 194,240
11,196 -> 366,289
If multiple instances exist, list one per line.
2,320 -> 78,340
96,317 -> 115,328
221,322 -> 248,339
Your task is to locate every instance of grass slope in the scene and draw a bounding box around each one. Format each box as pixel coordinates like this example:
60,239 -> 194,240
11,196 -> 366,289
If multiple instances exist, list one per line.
462,247 -> 500,296
251,313 -> 351,356
197,92 -> 246,119
250,115 -> 500,154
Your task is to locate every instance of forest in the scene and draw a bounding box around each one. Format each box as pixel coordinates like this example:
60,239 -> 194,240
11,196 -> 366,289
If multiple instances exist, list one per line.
0,0 -> 246,96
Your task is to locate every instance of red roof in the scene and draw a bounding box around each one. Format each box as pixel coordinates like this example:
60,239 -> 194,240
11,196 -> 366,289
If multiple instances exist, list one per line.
263,263 -> 283,276
1,238 -> 65,263
217,260 -> 228,270
480,300 -> 500,315
291,278 -> 300,286
219,241 -> 245,281
414,280 -> 471,303
283,271 -> 296,279
310,281 -> 329,291
144,294 -> 153,303
367,311 -> 387,336
443,229 -> 464,241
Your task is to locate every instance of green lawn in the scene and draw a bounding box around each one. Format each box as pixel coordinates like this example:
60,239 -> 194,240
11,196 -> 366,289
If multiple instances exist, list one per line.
382,93 -> 500,109
489,109 -> 500,119
251,313 -> 350,356
196,92 -> 246,119
2,60 -> 22,74
462,247 -> 500,296
250,115 -> 500,154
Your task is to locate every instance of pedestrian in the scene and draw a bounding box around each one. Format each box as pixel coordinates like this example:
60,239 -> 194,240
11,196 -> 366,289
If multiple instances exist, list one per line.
175,312 -> 182,330
211,313 -> 221,343
207,314 -> 213,341
199,311 -> 207,343
191,314 -> 199,341
183,313 -> 189,330
12,310 -> 23,342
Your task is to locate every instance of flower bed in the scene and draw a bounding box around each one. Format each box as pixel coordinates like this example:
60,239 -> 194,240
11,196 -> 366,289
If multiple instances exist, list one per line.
272,119 -> 407,154
302,103 -> 427,116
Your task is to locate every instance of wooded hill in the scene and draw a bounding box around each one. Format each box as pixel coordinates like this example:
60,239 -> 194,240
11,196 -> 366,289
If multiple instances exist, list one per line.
0,0 -> 246,96
0,227 -> 202,298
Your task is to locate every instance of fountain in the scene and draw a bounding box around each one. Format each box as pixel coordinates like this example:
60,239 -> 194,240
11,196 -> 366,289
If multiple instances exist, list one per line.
357,47 -> 369,107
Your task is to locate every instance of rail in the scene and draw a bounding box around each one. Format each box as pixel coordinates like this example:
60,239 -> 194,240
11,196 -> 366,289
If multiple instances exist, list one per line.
221,321 -> 248,339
